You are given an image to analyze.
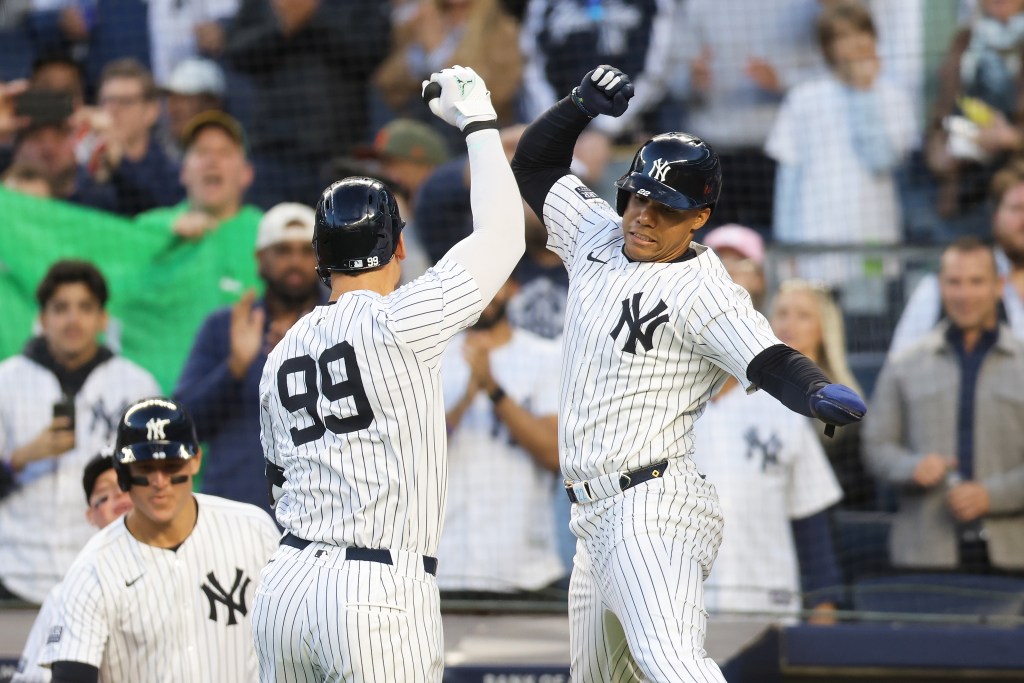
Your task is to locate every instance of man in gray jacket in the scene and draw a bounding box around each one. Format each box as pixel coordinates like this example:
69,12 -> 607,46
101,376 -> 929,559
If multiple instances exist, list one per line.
864,238 -> 1024,572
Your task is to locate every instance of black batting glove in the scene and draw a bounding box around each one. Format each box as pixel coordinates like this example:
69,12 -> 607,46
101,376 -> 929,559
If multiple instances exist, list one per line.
571,65 -> 634,118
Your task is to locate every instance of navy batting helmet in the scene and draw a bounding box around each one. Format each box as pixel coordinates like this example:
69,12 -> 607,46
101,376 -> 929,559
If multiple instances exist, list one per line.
313,177 -> 405,285
113,398 -> 199,491
614,133 -> 722,216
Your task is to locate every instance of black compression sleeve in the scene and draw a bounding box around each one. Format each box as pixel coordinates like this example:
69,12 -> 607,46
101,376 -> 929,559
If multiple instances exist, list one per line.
510,96 -> 594,221
52,661 -> 100,683
746,344 -> 831,417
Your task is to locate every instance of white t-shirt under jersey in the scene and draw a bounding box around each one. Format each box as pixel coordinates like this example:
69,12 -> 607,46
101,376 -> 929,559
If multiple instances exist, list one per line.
437,329 -> 564,592
0,353 -> 159,603
693,386 -> 842,618
40,494 -> 279,683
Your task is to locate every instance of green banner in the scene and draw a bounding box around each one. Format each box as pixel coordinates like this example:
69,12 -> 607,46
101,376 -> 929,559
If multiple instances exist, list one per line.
0,188 -> 263,392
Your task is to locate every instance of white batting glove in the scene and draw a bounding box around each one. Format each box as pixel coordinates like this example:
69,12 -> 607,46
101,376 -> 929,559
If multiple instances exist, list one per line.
421,65 -> 497,132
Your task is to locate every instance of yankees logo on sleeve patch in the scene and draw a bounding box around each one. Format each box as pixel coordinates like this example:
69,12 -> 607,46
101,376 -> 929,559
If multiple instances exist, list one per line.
574,186 -> 600,200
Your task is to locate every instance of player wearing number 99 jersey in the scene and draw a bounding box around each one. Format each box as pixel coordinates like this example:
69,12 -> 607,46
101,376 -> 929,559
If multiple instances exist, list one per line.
253,66 -> 524,682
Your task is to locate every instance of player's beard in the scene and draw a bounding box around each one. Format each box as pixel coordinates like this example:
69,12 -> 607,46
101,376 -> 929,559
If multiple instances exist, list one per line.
264,270 -> 322,309
472,301 -> 508,330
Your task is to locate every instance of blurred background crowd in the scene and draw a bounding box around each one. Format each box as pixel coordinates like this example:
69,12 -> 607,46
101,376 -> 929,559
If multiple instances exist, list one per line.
2,0 -> 1024,646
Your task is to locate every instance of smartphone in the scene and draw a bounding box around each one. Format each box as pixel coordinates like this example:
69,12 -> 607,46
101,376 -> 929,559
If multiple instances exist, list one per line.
16,90 -> 74,126
53,397 -> 76,430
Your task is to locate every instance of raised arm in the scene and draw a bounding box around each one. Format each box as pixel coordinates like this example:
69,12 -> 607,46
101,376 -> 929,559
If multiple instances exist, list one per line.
423,66 -> 525,304
511,65 -> 634,221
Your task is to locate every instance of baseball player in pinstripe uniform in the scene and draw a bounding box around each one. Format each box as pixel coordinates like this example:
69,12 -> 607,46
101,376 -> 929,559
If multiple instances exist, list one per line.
14,452 -> 132,683
40,398 -> 280,683
253,65 -> 524,682
511,65 -> 867,682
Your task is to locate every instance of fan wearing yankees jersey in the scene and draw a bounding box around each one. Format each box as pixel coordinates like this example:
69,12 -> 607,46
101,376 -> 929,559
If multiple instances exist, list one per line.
40,398 -> 280,683
253,65 -> 524,683
511,65 -> 866,682
0,260 -> 159,605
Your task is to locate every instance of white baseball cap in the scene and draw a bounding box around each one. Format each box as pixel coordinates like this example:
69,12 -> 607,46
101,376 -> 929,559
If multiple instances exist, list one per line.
163,58 -> 226,97
257,203 -> 316,251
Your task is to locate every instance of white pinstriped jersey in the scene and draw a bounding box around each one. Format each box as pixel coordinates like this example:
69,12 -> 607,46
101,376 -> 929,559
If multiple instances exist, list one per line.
259,257 -> 484,557
541,175 -> 783,484
694,386 -> 842,617
0,354 -> 159,603
13,583 -> 60,682
39,494 -> 279,682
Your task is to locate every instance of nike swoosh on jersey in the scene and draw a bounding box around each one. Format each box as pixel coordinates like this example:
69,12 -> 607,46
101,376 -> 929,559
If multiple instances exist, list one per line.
125,575 -> 143,587
587,251 -> 608,264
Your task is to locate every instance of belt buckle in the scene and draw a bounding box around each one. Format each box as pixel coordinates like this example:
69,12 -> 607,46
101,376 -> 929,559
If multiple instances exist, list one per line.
569,480 -> 593,504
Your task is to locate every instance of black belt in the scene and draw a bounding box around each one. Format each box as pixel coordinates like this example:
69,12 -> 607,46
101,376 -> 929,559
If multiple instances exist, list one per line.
565,460 -> 669,503
281,533 -> 438,576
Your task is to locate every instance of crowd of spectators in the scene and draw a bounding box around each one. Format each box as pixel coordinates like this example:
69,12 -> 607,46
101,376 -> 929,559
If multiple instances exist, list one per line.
2,0 -> 1024,628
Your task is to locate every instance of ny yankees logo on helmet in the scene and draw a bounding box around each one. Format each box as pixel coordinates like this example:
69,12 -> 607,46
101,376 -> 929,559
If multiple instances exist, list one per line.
649,158 -> 671,183
610,292 -> 670,354
202,568 -> 251,626
146,417 -> 170,440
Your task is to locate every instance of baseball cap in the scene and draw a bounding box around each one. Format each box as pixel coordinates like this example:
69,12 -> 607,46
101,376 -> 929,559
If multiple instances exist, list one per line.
163,58 -> 226,97
702,224 -> 765,265
257,202 -> 316,250
182,110 -> 246,152
82,450 -> 115,502
363,119 -> 449,166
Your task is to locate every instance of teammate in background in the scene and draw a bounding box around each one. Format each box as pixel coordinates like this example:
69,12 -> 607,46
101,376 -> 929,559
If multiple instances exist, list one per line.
438,277 -> 564,596
0,260 -> 160,604
40,398 -> 280,683
511,65 -> 866,681
13,452 -> 132,683
254,66 -> 524,682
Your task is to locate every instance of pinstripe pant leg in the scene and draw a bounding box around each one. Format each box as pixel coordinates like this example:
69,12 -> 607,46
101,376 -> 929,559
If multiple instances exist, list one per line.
569,536 -> 644,681
321,562 -> 443,683
605,533 -> 727,683
253,553 -> 320,683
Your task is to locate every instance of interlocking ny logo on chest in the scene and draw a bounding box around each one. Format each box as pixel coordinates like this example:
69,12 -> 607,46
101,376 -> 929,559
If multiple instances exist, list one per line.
610,292 -> 669,354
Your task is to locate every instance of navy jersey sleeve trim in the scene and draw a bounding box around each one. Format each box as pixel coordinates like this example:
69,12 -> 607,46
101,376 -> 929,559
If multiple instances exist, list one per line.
746,344 -> 830,417
51,661 -> 100,683
511,96 -> 594,220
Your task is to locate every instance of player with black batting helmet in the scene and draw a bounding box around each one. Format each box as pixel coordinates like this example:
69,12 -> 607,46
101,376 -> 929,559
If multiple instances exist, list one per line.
613,133 -> 722,217
254,64 -> 527,682
510,65 -> 866,682
312,177 -> 406,281
112,398 -> 200,491
40,396 -> 279,683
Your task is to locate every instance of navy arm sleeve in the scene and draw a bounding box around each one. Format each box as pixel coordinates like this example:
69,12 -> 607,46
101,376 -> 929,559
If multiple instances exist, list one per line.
51,661 -> 100,683
791,510 -> 845,608
746,344 -> 830,418
510,97 -> 593,221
